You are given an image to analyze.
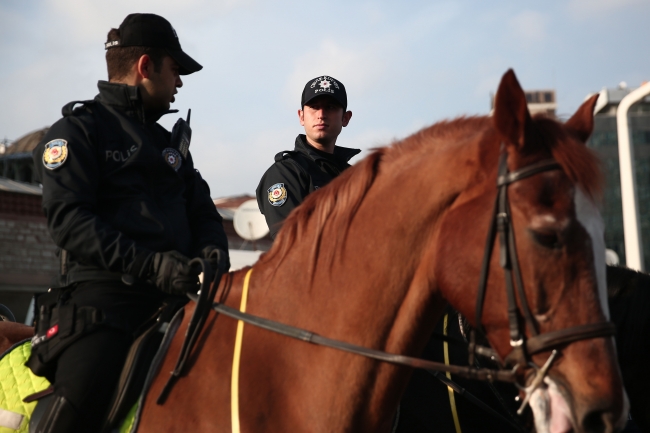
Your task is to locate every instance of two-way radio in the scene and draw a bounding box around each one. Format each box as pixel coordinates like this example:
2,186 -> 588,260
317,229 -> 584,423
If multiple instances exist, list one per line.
170,109 -> 192,158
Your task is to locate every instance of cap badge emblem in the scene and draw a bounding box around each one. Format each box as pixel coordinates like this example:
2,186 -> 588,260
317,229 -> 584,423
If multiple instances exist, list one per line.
162,148 -> 182,171
42,139 -> 69,170
267,183 -> 287,207
319,79 -> 331,89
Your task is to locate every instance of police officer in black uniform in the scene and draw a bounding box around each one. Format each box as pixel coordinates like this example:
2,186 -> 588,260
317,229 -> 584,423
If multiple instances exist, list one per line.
256,76 -> 360,238
27,13 -> 229,432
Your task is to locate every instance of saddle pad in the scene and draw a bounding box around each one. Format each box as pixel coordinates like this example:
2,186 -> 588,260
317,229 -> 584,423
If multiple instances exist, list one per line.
119,403 -> 137,433
0,341 -> 50,432
0,306 -> 184,433
119,306 -> 185,433
0,341 -> 138,433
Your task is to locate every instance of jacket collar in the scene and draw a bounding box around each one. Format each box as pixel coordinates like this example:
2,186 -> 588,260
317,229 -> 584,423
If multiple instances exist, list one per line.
294,134 -> 361,163
95,81 -> 177,123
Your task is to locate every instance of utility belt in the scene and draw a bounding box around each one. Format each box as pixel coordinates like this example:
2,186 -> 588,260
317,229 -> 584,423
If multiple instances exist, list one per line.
25,287 -> 132,379
53,269 -> 152,288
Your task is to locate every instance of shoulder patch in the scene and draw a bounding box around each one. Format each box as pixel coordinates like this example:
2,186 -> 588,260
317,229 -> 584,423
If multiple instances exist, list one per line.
267,183 -> 287,207
42,139 -> 68,170
162,148 -> 182,171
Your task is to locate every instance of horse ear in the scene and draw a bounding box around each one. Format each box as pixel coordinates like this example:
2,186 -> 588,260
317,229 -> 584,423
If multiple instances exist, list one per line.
493,69 -> 531,149
565,94 -> 599,144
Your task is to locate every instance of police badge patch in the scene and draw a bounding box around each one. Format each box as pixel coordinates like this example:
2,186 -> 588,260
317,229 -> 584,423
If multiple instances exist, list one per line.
162,148 -> 182,171
267,183 -> 287,207
42,139 -> 68,170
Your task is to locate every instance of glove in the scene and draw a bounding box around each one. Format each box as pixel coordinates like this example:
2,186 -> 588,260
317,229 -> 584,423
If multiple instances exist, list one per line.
150,251 -> 200,295
200,246 -> 230,273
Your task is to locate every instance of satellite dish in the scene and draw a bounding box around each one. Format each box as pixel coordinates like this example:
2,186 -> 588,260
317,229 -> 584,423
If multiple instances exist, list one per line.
233,199 -> 269,241
605,249 -> 620,266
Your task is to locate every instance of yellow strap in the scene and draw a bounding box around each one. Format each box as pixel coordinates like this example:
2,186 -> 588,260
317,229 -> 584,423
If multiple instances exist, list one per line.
444,313 -> 462,433
231,268 -> 253,433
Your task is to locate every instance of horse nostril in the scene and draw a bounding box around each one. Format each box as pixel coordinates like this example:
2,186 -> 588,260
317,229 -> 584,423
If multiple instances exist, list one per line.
581,409 -> 615,433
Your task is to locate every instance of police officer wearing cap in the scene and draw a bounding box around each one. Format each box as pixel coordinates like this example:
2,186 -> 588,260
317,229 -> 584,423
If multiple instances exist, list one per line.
256,76 -> 360,238
28,13 -> 228,432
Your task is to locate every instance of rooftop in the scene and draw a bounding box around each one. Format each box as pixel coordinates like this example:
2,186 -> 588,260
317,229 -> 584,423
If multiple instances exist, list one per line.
0,178 -> 42,196
0,127 -> 49,159
591,82 -> 650,115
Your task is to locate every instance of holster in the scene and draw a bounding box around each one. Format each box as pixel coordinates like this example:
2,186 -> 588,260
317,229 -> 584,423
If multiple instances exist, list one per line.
25,289 -> 126,379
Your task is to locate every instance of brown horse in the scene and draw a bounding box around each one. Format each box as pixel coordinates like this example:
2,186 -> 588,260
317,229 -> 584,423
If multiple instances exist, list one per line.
136,69 -> 626,433
0,321 -> 33,355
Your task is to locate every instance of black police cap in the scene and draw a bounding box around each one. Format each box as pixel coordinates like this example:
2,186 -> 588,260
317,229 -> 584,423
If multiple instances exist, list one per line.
105,13 -> 202,75
301,76 -> 347,110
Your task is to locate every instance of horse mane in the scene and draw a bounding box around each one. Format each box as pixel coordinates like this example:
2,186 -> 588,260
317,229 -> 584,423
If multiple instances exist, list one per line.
260,114 -> 603,269
259,117 -> 488,269
259,147 -> 384,269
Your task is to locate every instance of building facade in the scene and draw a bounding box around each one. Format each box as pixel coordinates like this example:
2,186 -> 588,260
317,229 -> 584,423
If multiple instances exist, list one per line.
0,180 -> 59,323
0,128 -> 47,185
587,83 -> 650,270
490,89 -> 557,118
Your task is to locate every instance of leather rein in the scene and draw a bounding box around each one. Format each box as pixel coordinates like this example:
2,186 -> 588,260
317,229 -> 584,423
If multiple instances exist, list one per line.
158,150 -> 616,407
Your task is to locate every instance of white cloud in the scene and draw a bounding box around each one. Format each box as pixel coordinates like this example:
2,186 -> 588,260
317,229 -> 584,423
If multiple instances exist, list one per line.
285,39 -> 389,108
567,0 -> 644,18
473,57 -> 510,103
0,0 -> 252,141
337,127 -> 396,162
2,0 -> 649,199
39,0 -> 255,46
190,124 -> 297,197
509,10 -> 548,46
360,3 -> 385,25
401,1 -> 462,41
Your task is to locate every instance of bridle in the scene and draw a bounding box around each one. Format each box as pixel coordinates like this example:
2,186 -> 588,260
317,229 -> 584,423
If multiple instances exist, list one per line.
470,148 -> 615,412
472,150 -> 616,363
158,149 -> 616,414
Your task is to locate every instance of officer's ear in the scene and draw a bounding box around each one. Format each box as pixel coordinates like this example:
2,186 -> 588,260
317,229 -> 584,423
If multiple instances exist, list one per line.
136,55 -> 154,80
298,109 -> 305,126
342,110 -> 352,127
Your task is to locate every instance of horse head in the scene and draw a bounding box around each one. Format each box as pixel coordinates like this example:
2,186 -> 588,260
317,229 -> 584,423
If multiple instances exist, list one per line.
435,70 -> 627,433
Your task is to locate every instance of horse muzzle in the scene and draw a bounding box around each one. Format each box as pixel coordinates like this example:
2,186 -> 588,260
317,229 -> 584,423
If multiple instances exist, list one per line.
526,350 -> 629,433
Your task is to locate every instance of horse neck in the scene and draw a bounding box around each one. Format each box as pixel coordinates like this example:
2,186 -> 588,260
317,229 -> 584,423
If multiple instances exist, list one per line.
243,123 -> 494,425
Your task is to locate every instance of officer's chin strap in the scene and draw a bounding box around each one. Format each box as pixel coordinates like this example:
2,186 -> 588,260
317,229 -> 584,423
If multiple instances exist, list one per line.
156,254 -> 225,404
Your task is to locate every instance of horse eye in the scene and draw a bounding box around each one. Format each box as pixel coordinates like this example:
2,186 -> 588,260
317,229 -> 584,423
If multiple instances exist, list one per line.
530,230 -> 561,249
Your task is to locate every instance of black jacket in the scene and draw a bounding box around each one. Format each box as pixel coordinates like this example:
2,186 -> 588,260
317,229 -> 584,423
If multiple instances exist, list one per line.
256,134 -> 360,239
33,81 -> 228,286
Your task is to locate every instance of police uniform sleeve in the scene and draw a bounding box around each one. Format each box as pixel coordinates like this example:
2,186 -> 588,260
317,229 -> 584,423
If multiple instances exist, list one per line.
182,151 -> 229,257
255,161 -> 309,239
33,115 -> 153,276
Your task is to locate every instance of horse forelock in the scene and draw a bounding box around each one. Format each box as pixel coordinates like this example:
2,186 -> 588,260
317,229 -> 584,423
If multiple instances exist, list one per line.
531,115 -> 603,202
260,149 -> 384,269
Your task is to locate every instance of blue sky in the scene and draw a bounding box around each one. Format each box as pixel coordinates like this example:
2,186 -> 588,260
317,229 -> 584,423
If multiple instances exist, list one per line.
1,0 -> 648,197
